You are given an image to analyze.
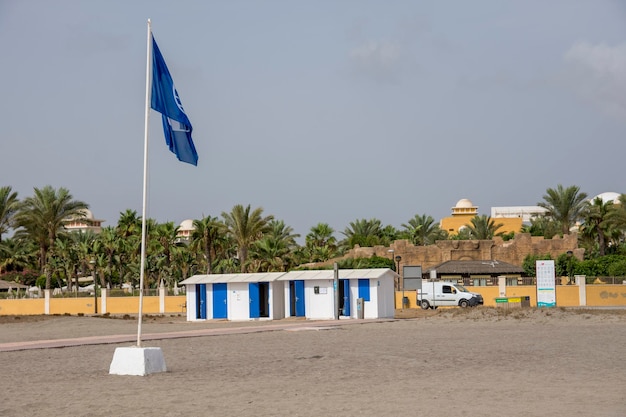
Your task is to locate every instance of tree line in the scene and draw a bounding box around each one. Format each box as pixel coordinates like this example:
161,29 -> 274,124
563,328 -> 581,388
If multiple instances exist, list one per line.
0,184 -> 625,289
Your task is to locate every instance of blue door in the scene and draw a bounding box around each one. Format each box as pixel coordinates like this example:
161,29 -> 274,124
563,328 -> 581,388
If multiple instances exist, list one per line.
292,280 -> 305,317
358,279 -> 370,301
212,283 -> 227,319
249,282 -> 260,318
341,279 -> 350,316
196,284 -> 207,319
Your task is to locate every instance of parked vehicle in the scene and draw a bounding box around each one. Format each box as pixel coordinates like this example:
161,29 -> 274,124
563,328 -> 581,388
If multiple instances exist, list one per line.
417,281 -> 483,309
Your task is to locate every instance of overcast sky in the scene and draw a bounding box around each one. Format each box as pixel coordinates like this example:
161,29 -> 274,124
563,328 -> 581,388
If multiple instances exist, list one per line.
1,1 -> 625,240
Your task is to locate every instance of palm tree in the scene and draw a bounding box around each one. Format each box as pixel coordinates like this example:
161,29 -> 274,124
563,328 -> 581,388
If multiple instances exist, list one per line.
341,218 -> 384,249
0,186 -> 19,242
606,194 -> 626,241
72,230 -> 99,288
152,222 -> 180,268
306,223 -> 336,248
97,226 -> 120,288
116,209 -> 142,239
249,220 -> 300,271
464,215 -> 504,240
521,215 -> 560,238
267,220 -> 299,249
221,204 -> 273,272
0,236 -> 36,275
171,244 -> 197,281
115,209 -> 142,287
13,186 -> 88,289
190,215 -> 224,274
401,214 -> 446,245
537,185 -> 588,235
579,197 -> 614,256
305,222 -> 338,262
249,236 -> 290,272
54,235 -> 80,291
380,225 -> 399,246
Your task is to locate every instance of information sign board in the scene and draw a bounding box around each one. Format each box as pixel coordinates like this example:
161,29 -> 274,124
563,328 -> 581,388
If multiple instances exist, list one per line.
536,260 -> 556,307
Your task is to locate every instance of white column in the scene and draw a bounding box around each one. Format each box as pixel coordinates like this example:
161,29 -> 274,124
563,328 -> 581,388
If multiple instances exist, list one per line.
159,281 -> 166,314
498,276 -> 506,297
576,275 -> 586,306
44,289 -> 51,315
101,288 -> 108,314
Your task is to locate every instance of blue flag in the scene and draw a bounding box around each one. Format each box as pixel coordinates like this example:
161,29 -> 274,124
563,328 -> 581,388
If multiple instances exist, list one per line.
150,35 -> 198,166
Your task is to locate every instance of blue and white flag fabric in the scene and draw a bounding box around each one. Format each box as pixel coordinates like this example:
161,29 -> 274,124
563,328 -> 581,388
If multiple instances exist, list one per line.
150,35 -> 198,166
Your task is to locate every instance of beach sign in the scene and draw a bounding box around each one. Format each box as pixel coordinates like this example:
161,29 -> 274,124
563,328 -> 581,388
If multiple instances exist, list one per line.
536,260 -> 556,308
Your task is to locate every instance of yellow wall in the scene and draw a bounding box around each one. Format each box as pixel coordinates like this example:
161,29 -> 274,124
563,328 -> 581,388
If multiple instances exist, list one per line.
440,215 -> 522,235
497,218 -> 523,234
395,284 -> 620,308
440,214 -> 474,234
0,299 -> 45,315
166,297 -> 188,313
586,285 -> 626,307
50,298 -> 98,315
3,287 -> 626,316
0,295 -> 187,316
555,286 -> 580,307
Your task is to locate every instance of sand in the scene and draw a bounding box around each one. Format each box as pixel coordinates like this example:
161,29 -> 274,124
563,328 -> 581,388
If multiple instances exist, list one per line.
0,308 -> 625,417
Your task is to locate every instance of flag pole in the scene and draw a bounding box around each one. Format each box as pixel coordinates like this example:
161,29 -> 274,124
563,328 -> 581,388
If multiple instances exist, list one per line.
137,18 -> 152,347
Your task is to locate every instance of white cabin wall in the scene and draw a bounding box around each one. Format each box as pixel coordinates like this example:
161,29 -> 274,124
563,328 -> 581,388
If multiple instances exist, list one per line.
377,275 -> 396,318
186,285 -> 196,321
305,279 -> 334,320
206,284 -> 215,319
229,282 -> 250,321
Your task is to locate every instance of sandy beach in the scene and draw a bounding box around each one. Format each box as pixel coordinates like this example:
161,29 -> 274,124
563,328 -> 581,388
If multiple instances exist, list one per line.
1,308 -> 625,417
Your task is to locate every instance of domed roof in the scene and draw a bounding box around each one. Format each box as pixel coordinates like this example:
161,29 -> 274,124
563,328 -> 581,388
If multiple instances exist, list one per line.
78,209 -> 94,219
593,192 -> 621,204
455,198 -> 474,208
179,219 -> 194,230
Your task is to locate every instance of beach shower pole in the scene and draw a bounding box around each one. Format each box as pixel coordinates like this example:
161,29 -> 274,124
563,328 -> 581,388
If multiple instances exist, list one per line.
334,263 -> 339,320
90,259 -> 97,314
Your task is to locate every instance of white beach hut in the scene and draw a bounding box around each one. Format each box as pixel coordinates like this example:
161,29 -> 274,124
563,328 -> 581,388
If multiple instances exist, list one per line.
179,272 -> 285,321
180,268 -> 396,322
278,268 -> 396,320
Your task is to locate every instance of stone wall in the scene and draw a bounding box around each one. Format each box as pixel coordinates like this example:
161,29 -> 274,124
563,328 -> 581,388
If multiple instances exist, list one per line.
324,233 -> 582,270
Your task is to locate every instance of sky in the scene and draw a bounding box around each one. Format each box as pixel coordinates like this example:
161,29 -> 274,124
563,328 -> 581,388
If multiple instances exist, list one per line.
1,1 -> 625,241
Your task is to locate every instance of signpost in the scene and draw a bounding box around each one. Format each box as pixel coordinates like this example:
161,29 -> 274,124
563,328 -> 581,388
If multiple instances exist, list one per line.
536,260 -> 556,307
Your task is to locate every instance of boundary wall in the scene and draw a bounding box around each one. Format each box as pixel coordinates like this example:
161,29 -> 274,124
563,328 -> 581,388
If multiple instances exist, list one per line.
395,277 -> 626,309
0,288 -> 186,316
3,280 -> 626,315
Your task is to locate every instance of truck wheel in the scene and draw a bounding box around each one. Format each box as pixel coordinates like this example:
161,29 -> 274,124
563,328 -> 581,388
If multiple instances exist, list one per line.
420,300 -> 430,310
459,299 -> 469,308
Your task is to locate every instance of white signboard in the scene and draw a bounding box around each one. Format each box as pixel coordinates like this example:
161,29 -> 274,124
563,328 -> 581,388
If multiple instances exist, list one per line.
536,260 -> 556,307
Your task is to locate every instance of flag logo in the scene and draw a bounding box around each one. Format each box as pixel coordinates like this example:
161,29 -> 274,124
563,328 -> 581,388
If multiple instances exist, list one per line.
173,85 -> 185,113
150,35 -> 198,166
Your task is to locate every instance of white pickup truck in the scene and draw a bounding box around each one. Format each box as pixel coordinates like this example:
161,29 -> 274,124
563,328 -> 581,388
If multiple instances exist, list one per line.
417,281 -> 484,309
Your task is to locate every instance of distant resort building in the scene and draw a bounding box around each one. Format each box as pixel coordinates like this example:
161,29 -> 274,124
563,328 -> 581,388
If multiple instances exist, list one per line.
83,192 -> 621,242
592,191 -> 621,204
177,219 -> 194,242
63,209 -> 104,234
440,199 -> 524,236
440,198 -> 479,235
443,192 -> 622,237
490,206 -> 547,224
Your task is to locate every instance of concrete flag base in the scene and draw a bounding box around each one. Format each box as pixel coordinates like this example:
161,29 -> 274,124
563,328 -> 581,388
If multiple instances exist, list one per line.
109,346 -> 167,376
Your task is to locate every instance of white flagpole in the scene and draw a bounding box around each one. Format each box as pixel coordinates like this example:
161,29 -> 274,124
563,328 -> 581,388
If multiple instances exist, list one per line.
137,18 -> 152,347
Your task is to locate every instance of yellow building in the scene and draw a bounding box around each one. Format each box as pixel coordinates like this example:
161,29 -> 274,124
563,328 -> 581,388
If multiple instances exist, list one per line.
440,198 -> 522,236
